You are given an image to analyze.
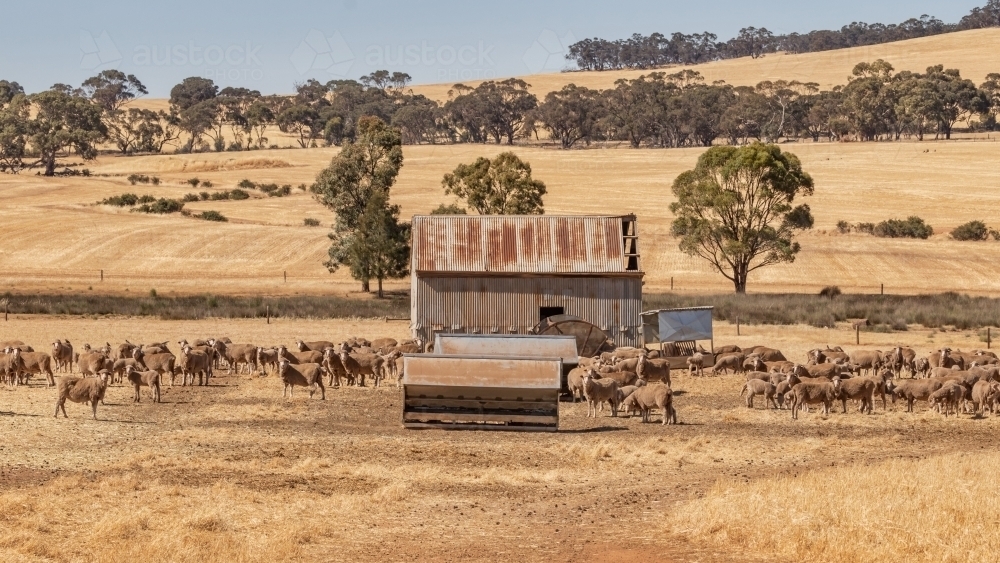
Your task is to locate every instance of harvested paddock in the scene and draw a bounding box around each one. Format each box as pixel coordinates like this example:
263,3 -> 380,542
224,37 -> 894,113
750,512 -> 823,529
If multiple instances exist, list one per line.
1,316 -> 999,562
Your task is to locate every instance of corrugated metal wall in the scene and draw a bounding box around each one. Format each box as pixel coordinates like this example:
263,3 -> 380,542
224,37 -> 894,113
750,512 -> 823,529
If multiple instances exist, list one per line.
411,276 -> 643,348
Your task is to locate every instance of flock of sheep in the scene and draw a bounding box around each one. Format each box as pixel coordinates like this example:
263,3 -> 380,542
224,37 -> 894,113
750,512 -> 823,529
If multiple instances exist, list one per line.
717,344 -> 1000,419
0,336 -> 422,419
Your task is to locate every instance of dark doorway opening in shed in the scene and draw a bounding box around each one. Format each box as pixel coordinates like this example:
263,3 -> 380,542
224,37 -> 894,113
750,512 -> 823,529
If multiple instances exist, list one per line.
540,307 -> 565,322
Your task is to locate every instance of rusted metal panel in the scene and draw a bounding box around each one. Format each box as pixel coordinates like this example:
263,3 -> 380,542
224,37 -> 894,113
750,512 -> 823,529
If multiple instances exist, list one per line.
411,276 -> 642,348
412,215 -> 636,275
433,334 -> 579,364
403,355 -> 562,389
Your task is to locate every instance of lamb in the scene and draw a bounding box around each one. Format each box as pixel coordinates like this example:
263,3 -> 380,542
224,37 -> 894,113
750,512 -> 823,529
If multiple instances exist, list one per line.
928,382 -> 966,416
277,360 -> 326,399
51,339 -> 74,373
970,380 -> 1000,416
740,379 -> 777,409
124,365 -> 161,403
620,384 -> 676,425
54,371 -> 110,419
789,377 -> 843,420
615,380 -> 647,415
111,358 -> 143,384
711,353 -> 744,375
377,350 -> 403,387
686,353 -> 705,376
581,369 -> 619,418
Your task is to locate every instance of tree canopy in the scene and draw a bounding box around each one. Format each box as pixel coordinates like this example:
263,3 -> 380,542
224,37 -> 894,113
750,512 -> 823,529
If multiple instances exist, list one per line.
442,152 -> 546,215
670,143 -> 814,293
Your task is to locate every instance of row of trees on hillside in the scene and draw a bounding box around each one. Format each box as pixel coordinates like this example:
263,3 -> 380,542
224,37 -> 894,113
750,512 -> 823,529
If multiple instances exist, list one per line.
537,63 -> 999,148
566,1 -> 1000,71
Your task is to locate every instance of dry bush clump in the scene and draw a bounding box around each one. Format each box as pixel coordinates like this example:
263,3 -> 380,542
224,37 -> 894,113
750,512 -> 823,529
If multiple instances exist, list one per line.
668,452 -> 1000,562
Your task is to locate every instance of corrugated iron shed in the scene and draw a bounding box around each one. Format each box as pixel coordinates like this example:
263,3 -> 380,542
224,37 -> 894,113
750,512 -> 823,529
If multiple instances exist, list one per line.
412,215 -> 640,275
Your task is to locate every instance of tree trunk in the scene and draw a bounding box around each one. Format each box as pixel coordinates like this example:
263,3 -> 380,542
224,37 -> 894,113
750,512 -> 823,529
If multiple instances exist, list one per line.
377,277 -> 384,299
361,279 -> 370,293
43,155 -> 56,177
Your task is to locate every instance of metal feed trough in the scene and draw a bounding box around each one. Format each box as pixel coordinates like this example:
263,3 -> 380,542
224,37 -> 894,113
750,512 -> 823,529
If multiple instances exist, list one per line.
402,352 -> 563,432
642,306 -> 716,370
433,333 -> 579,388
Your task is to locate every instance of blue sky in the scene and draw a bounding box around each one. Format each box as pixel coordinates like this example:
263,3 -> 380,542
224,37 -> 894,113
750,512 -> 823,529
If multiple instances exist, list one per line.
0,0 -> 982,96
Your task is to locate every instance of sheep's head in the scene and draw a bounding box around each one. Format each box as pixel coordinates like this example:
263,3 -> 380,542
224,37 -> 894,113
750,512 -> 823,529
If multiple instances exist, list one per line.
296,339 -> 307,351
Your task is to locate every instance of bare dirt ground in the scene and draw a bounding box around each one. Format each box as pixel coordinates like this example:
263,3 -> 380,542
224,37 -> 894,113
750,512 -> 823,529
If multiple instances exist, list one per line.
1,316 -> 997,562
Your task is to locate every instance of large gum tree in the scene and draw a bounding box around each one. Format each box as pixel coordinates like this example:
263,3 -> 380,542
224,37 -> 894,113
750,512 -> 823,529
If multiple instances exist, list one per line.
670,143 -> 814,293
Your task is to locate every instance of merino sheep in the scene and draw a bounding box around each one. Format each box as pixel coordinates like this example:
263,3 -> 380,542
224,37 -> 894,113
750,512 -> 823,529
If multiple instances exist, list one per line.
51,340 -> 74,373
687,353 -> 705,376
338,346 -> 383,387
715,345 -> 741,356
620,384 -> 676,425
178,345 -> 212,386
54,372 -> 110,419
970,380 -> 1000,416
124,365 -> 161,403
790,378 -> 842,420
636,355 -> 671,385
582,369 -> 619,418
132,349 -> 176,382
111,358 -> 143,384
295,339 -> 336,353
837,377 -> 876,414
929,382 -> 966,416
322,348 -> 349,387
711,353 -> 744,375
277,360 -> 326,399
255,347 -> 280,376
740,379 -> 777,409
10,351 -> 55,386
892,378 -> 945,412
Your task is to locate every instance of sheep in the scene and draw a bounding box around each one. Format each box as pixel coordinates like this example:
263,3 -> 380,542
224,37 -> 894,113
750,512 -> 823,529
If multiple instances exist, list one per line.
620,384 -> 676,425
615,380 -> 647,415
686,353 -> 705,376
277,360 -> 326,399
255,347 -> 280,375
54,372 -> 110,419
912,357 -> 931,378
295,339 -> 336,353
789,377 -> 842,420
177,345 -> 212,386
124,365 -> 161,403
740,379 -> 777,409
11,351 -> 55,386
804,362 -> 849,379
224,343 -> 257,374
596,370 -> 638,387
77,351 -> 112,378
747,348 -> 786,362
891,379 -> 946,412
611,357 -> 641,374
636,355 -> 671,385
745,371 -> 773,382
377,350 -> 402,387
928,382 -> 966,416
338,346 -> 382,387
567,367 -> 587,402
131,349 -> 176,382
0,348 -> 21,386
866,370 -> 893,410
111,358 -> 143,384
774,380 -> 792,409
114,341 -> 137,361
715,345 -> 741,356
711,353 -> 745,375
848,350 -> 883,375
581,369 -> 619,418
277,345 -> 323,366
837,377 -> 876,414
322,348 -> 349,387
51,339 -> 74,373
970,380 -> 1000,416
369,338 -> 398,352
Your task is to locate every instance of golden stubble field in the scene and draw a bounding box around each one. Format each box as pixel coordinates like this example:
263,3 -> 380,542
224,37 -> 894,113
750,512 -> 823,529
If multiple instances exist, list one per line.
0,316 -> 998,562
2,138 -> 1000,296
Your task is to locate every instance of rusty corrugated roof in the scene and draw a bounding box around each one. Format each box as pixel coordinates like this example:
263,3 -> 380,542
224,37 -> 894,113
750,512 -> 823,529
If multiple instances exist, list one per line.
412,215 -> 635,275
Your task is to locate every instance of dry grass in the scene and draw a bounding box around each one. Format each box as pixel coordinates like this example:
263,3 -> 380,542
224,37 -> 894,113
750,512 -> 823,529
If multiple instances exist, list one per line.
407,28 -> 1000,101
4,139 -> 1000,296
668,452 -> 1000,563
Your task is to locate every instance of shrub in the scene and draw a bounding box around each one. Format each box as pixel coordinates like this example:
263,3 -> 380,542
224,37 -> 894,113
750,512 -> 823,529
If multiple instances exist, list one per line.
201,180 -> 214,188
127,174 -> 152,185
199,191 -> 210,201
431,203 -> 468,215
819,286 -> 842,300
209,191 -> 229,201
835,220 -> 851,234
951,220 -> 989,241
137,194 -> 156,204
182,193 -> 201,202
187,178 -> 201,187
101,193 -> 139,207
133,198 -> 184,214
873,216 -> 933,239
198,210 -> 228,222
297,183 -> 308,191
303,218 -> 321,227
237,179 -> 256,189
229,188 -> 250,200
856,222 -> 875,234
151,177 -> 161,186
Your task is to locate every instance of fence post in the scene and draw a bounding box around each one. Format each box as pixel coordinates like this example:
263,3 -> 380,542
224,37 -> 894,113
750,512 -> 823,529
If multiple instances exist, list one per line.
856,324 -> 860,345
4,301 -> 7,322
100,269 -> 104,282
989,327 -> 992,349
284,271 -> 287,282
266,305 -> 270,325
736,316 -> 740,336
880,283 -> 883,295
670,277 -> 674,291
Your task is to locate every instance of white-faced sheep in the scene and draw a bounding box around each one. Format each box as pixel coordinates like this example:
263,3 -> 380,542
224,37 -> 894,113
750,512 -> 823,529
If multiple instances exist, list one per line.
581,369 -> 619,418
929,382 -> 966,416
789,377 -> 843,420
54,371 -> 110,419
